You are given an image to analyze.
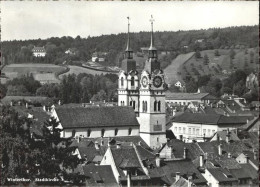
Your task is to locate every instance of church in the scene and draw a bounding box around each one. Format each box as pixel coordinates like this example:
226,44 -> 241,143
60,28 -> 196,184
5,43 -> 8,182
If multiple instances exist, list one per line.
118,16 -> 167,148
52,16 -> 168,150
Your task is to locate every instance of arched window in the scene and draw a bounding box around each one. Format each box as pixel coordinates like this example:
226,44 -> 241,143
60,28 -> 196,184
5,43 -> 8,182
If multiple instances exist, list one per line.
115,128 -> 118,136
131,77 -> 135,86
128,128 -> 132,135
133,101 -> 136,110
101,129 -> 105,137
145,101 -> 148,112
154,101 -> 157,112
142,101 -> 145,112
121,77 -> 124,87
87,129 -> 91,137
158,101 -> 161,112
123,101 -> 125,106
130,101 -> 132,106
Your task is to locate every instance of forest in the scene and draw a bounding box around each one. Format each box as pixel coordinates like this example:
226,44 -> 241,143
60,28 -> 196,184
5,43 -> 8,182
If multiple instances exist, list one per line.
2,25 -> 258,67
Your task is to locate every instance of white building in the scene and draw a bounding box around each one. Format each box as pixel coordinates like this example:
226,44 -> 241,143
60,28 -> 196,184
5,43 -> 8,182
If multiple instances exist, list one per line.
32,46 -> 46,57
170,113 -> 247,142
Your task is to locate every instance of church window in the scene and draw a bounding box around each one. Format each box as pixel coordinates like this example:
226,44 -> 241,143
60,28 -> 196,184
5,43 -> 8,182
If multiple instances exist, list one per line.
128,128 -> 132,135
142,101 -> 145,112
87,129 -> 91,137
101,129 -> 105,137
131,77 -> 135,86
122,101 -> 125,106
115,128 -> 118,136
121,77 -> 124,86
130,101 -> 132,106
145,101 -> 148,112
133,101 -> 136,109
158,101 -> 161,111
154,101 -> 157,111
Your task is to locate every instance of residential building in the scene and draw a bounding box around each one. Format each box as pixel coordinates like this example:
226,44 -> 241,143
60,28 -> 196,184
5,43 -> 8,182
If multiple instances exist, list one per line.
32,46 -> 46,57
170,113 -> 247,142
166,92 -> 218,106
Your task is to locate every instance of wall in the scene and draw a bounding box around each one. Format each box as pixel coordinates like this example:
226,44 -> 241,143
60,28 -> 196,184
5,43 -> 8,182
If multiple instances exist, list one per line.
62,126 -> 139,138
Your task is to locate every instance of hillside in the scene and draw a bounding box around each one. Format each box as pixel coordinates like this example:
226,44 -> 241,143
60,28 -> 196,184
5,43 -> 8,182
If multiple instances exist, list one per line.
178,48 -> 258,82
2,25 -> 258,68
164,52 -> 195,84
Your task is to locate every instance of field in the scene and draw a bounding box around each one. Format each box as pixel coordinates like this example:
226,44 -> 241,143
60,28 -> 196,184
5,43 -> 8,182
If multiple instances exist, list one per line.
1,63 -> 67,83
179,48 -> 258,81
59,65 -> 114,79
164,52 -> 195,85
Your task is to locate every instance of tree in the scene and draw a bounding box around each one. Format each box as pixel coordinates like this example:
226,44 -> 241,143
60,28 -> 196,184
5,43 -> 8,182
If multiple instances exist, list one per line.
229,49 -> 236,59
91,89 -> 107,102
203,54 -> 209,65
233,80 -> 247,96
214,49 -> 220,56
195,50 -> 201,59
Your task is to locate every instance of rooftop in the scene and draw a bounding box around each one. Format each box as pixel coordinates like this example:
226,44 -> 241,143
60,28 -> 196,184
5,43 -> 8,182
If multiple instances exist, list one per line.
55,106 -> 140,128
166,92 -> 210,100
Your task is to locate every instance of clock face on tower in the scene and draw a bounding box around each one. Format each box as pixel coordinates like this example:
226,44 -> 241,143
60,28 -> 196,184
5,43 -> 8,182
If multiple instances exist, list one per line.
141,76 -> 148,88
153,76 -> 163,88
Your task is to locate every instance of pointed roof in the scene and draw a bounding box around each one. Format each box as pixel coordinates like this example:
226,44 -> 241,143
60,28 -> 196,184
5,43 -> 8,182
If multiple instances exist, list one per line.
149,15 -> 156,51
125,16 -> 132,52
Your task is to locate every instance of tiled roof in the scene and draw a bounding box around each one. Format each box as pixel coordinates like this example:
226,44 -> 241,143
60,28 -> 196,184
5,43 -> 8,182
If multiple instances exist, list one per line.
207,168 -> 237,182
166,92 -> 209,100
229,168 -> 252,179
77,147 -> 107,162
55,106 -> 140,128
82,164 -> 119,187
213,131 -> 240,141
240,163 -> 258,179
172,113 -> 247,125
161,160 -> 207,185
110,146 -> 141,169
32,47 -> 46,52
1,96 -> 50,105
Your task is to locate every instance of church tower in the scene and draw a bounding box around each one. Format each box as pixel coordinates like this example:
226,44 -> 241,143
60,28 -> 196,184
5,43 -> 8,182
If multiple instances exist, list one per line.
137,16 -> 167,149
118,17 -> 139,114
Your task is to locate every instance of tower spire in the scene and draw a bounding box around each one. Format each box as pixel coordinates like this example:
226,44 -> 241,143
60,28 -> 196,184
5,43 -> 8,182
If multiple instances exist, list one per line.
149,15 -> 155,50
125,16 -> 133,59
126,16 -> 131,51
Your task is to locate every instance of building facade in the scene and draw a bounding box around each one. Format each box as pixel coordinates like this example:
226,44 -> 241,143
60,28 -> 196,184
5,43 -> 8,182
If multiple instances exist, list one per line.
118,16 -> 167,149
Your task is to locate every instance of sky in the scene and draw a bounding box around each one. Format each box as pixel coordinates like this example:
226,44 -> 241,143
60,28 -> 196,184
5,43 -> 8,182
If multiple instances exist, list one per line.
1,1 -> 259,41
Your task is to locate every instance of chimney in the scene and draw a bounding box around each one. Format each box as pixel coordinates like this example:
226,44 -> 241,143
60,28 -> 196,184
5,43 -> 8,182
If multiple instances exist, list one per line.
43,105 -> 46,111
179,135 -> 183,141
226,134 -> 230,143
58,100 -> 61,105
228,153 -> 232,158
127,170 -> 131,187
218,144 -> 222,155
245,154 -> 249,163
26,103 -> 28,109
116,143 -> 121,149
253,149 -> 257,160
175,172 -> 180,181
188,176 -> 192,187
155,153 -> 161,167
95,141 -> 99,150
200,154 -> 204,167
183,147 -> 187,159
